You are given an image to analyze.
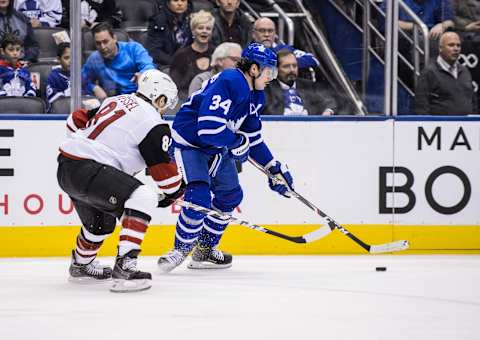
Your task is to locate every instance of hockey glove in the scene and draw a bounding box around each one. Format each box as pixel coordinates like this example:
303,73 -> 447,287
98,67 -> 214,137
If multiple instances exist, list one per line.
266,161 -> 294,198
157,181 -> 186,208
229,131 -> 250,163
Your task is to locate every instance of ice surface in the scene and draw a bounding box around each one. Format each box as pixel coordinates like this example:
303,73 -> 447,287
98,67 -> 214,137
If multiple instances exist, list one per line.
1,255 -> 479,340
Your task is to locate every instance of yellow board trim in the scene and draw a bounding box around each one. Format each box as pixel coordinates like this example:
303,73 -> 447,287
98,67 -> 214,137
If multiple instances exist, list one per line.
0,224 -> 479,257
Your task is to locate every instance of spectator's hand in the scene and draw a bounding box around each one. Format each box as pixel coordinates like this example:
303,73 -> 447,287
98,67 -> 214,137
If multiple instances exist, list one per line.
322,109 -> 334,116
93,85 -> 108,101
30,18 -> 42,28
429,23 -> 444,40
465,21 -> 480,32
19,60 -> 30,67
130,72 -> 141,84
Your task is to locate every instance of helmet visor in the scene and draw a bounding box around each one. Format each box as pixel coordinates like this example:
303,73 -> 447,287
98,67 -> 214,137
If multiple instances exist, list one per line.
260,66 -> 278,81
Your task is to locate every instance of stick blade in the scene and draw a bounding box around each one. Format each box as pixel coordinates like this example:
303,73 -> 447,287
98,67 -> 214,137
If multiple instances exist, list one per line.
302,225 -> 332,243
369,240 -> 410,254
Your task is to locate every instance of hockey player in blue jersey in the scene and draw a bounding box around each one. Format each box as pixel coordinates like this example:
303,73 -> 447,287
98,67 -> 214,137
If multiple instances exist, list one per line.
158,42 -> 295,271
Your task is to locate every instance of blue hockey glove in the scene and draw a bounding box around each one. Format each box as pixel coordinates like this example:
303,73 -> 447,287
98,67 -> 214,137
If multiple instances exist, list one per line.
266,161 -> 294,198
229,131 -> 250,163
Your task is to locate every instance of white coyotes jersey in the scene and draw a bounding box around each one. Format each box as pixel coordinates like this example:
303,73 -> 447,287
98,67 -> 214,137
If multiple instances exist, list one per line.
60,94 -> 166,176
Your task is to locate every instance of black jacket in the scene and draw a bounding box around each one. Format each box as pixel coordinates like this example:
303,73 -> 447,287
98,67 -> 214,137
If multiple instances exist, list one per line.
263,78 -> 338,115
211,8 -> 252,48
145,0 -> 193,66
414,61 -> 477,115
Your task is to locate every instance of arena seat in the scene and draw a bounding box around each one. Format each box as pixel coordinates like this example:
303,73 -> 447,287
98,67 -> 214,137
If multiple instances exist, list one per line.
126,27 -> 148,46
33,27 -> 67,62
50,96 -> 100,115
119,0 -> 156,28
0,97 -> 46,114
29,61 -> 60,100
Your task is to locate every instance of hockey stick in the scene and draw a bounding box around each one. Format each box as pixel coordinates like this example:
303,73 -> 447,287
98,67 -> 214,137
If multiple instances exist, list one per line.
248,158 -> 410,254
175,199 -> 332,244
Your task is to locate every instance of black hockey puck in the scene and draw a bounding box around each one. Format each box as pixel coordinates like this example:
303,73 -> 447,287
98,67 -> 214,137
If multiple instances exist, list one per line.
376,266 -> 387,271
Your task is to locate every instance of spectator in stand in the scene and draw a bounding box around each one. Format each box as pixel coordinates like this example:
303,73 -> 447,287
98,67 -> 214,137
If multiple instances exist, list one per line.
0,33 -> 37,97
415,32 -> 476,115
82,22 -> 156,101
251,17 -> 275,48
170,9 -> 215,99
46,42 -> 70,108
145,0 -> 193,67
0,0 -> 39,63
59,0 -> 123,29
15,0 -> 62,28
263,49 -> 336,115
152,0 -> 213,12
252,17 -> 320,70
394,0 -> 455,40
453,1 -> 480,35
211,0 -> 252,47
188,41 -> 241,95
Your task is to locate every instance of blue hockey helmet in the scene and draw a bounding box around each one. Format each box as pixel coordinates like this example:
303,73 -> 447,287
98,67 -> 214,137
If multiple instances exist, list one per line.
241,42 -> 277,69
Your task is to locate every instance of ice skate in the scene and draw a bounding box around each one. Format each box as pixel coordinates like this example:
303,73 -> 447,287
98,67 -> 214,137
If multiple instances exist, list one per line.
188,246 -> 232,269
68,250 -> 112,284
110,249 -> 151,293
157,249 -> 187,273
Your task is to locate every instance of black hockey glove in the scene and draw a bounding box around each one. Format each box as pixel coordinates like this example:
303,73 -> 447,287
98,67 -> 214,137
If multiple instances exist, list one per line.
157,181 -> 186,208
266,161 -> 294,198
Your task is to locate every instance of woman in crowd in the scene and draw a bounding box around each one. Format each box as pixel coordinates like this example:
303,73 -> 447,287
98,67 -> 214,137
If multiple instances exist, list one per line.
169,9 -> 215,100
145,0 -> 193,67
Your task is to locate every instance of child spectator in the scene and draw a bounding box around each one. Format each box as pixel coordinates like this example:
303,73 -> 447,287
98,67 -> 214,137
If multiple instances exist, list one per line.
0,34 -> 37,97
0,0 -> 39,62
46,42 -> 70,107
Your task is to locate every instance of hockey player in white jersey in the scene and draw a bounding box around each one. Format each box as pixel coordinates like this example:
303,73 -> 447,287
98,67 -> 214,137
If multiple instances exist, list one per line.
57,69 -> 184,292
157,42 -> 295,272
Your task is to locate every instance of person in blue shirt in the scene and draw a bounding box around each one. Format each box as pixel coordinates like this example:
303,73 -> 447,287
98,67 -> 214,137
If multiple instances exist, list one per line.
82,22 -> 156,101
158,42 -> 295,272
382,0 -> 455,40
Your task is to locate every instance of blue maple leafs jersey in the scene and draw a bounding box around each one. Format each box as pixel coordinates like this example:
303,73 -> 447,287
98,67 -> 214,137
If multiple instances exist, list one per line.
172,68 -> 274,166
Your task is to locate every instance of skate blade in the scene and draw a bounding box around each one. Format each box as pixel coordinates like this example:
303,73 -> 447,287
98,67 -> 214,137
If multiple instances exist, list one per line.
68,276 -> 112,284
110,279 -> 152,293
157,260 -> 183,273
187,261 -> 232,270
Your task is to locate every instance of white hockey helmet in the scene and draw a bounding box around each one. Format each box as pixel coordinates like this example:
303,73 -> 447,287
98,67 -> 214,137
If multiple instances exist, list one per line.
137,69 -> 179,110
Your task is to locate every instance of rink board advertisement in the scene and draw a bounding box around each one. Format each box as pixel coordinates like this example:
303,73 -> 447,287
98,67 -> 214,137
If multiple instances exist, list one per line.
0,116 -> 479,256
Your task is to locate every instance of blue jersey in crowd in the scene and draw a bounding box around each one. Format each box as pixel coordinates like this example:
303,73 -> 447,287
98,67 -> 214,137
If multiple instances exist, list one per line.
0,60 -> 37,97
172,68 -> 274,166
46,66 -> 70,105
382,0 -> 454,29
